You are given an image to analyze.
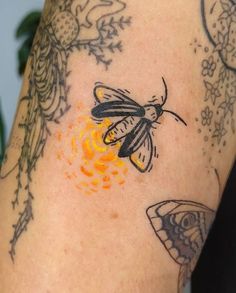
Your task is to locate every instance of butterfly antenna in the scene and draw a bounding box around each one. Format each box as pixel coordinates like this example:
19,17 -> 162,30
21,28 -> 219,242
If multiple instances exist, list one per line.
163,110 -> 187,126
161,77 -> 168,106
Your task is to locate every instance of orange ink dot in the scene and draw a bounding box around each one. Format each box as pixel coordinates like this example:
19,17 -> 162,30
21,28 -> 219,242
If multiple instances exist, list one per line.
71,136 -> 78,154
94,161 -> 108,173
119,180 -> 125,185
81,182 -> 89,187
79,129 -> 85,139
123,168 -> 128,175
55,131 -> 62,141
80,166 -> 94,177
114,159 -> 125,168
111,170 -> 119,176
100,151 -> 116,162
91,179 -> 100,186
82,139 -> 94,160
56,152 -> 62,160
103,176 -> 110,182
103,185 -> 111,190
90,188 -> 98,193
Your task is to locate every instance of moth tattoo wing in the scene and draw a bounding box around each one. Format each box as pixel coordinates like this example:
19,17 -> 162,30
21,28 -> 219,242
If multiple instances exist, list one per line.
129,132 -> 153,172
146,200 -> 215,293
119,118 -> 152,157
92,85 -> 144,118
104,116 -> 141,144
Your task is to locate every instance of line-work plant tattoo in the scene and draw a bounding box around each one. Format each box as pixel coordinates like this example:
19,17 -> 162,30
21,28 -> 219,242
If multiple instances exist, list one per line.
91,79 -> 187,172
0,0 -> 131,261
146,200 -> 215,293
197,0 -> 236,151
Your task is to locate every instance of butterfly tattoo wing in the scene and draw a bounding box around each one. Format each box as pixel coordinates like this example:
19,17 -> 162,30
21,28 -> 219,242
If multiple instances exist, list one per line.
146,200 -> 215,292
92,84 -> 144,118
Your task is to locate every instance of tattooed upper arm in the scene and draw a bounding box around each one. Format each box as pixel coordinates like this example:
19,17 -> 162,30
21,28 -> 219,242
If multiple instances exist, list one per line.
0,1 -> 235,293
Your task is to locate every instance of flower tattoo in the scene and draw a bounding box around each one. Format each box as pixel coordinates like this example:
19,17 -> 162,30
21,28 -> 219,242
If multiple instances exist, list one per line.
201,106 -> 213,126
202,56 -> 216,77
212,118 -> 227,144
204,80 -> 221,105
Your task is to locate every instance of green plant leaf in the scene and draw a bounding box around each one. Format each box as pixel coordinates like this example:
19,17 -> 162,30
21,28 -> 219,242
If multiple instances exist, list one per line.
17,37 -> 34,75
16,10 -> 42,75
16,11 -> 41,39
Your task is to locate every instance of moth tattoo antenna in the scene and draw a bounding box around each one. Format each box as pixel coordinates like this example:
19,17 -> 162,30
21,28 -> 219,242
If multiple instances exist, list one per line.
91,78 -> 187,173
146,200 -> 215,293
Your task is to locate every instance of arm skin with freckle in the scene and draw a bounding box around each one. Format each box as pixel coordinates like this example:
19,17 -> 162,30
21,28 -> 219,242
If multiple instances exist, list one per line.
0,1 -> 235,293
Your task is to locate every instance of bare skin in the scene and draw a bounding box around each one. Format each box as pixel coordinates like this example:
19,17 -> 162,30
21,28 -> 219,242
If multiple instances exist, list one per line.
0,1 -> 235,292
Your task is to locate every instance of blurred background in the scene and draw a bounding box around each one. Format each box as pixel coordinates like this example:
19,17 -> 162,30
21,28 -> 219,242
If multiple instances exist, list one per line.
0,2 -> 235,293
0,1 -> 43,140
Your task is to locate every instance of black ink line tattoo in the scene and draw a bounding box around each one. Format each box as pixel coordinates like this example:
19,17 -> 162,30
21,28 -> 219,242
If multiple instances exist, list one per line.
91,78 -> 187,173
146,200 -> 215,293
196,0 -> 236,151
0,0 -> 131,261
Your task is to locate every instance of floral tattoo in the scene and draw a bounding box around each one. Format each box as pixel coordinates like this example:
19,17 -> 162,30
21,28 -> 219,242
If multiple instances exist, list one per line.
195,0 -> 236,151
0,0 -> 131,261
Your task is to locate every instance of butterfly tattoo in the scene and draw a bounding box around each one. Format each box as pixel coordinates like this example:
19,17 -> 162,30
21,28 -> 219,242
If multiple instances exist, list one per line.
146,200 -> 215,293
91,78 -> 187,173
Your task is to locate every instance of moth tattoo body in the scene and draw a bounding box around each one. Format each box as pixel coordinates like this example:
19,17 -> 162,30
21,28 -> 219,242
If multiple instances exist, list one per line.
146,200 -> 215,293
0,0 -> 131,260
91,78 -> 187,172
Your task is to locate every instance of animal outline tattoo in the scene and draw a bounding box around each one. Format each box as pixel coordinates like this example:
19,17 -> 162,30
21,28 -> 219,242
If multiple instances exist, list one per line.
146,200 -> 215,293
91,78 -> 187,172
195,0 -> 236,151
0,0 -> 131,261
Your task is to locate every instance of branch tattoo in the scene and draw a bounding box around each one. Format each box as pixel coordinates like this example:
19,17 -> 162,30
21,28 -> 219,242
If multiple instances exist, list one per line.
91,79 -> 187,173
0,0 -> 131,260
146,200 -> 215,293
196,0 -> 236,151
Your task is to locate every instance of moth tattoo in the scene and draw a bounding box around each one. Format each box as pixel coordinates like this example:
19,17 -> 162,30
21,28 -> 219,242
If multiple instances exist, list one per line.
146,200 -> 215,293
91,78 -> 187,173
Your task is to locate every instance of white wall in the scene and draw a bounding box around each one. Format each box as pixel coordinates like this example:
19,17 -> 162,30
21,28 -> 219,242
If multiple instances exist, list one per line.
0,2 -> 191,292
